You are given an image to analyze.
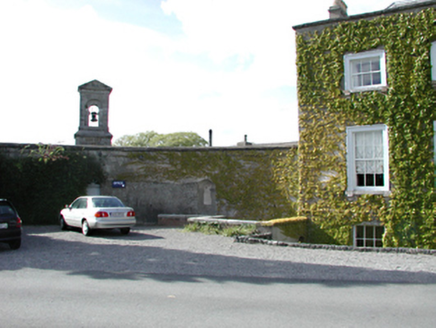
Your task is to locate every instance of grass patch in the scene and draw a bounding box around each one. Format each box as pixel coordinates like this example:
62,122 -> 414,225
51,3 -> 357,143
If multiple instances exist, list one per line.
184,222 -> 257,237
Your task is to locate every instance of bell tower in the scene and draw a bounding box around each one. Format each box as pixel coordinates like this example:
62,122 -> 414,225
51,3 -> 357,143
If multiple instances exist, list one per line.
74,79 -> 113,146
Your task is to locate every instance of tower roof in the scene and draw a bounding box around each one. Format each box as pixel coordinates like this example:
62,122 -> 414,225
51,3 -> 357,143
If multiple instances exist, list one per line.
78,80 -> 112,92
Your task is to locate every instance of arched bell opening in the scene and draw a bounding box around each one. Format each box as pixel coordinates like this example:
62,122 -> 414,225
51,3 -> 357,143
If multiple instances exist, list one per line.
88,105 -> 100,127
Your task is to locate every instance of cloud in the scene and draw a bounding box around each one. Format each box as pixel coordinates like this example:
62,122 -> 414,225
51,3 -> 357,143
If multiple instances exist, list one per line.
0,0 -> 396,146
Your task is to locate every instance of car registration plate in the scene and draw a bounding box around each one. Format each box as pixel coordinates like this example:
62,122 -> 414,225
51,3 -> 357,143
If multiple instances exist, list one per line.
0,223 -> 8,229
110,212 -> 125,218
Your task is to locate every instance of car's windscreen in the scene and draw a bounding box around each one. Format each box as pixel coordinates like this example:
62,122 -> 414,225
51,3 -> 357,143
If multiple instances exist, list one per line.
0,204 -> 16,217
92,198 -> 125,208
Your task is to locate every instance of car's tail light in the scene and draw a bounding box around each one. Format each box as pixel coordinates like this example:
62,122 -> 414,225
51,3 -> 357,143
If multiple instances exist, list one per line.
95,211 -> 109,218
127,211 -> 135,217
16,217 -> 22,228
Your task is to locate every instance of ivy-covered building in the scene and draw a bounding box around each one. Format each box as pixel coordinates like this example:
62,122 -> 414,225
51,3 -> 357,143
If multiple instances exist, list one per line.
293,0 -> 436,248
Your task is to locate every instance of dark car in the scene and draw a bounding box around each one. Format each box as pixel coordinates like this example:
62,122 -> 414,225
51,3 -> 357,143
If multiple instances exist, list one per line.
0,199 -> 22,250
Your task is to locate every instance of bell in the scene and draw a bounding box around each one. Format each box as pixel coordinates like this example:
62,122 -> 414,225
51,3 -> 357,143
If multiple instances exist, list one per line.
90,112 -> 98,122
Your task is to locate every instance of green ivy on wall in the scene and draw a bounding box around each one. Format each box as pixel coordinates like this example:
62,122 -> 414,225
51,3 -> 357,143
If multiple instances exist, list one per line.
0,147 -> 105,225
296,9 -> 436,248
117,148 -> 300,221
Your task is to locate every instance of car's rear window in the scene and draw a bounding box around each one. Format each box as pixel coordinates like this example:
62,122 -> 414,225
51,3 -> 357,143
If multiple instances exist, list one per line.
92,197 -> 125,208
0,204 -> 16,217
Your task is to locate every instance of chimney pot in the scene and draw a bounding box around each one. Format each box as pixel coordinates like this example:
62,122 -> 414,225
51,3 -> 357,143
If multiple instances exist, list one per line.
329,0 -> 348,19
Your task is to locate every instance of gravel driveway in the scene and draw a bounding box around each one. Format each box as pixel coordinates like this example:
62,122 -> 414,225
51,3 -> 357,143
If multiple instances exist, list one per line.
1,225 -> 436,284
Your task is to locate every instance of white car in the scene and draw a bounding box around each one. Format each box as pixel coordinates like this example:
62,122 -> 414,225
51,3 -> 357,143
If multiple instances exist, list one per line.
60,196 -> 136,236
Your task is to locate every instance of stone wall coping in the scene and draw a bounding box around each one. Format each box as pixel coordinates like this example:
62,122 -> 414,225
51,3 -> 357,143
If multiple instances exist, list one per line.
0,142 -> 297,154
158,214 -> 209,219
187,216 -> 261,226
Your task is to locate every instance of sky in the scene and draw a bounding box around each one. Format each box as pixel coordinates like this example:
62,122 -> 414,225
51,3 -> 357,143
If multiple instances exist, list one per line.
0,0 -> 396,146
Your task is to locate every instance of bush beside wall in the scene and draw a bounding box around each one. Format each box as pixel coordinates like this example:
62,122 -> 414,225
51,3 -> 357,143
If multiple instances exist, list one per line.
0,147 -> 104,224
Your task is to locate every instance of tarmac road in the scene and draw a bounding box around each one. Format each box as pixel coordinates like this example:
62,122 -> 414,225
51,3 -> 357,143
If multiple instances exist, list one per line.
1,226 -> 435,327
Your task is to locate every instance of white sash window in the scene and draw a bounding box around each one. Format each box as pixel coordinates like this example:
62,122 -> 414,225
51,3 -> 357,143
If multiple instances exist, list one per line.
346,125 -> 389,196
344,50 -> 387,92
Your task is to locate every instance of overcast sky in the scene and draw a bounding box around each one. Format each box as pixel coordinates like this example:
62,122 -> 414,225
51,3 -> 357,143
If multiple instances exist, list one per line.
0,0 -> 395,146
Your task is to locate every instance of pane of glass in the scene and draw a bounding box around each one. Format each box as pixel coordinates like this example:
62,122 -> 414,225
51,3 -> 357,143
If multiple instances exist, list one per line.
362,73 -> 372,86
356,226 -> 364,238
375,161 -> 383,173
366,131 -> 374,145
357,174 -> 365,186
365,145 -> 374,158
366,161 -> 375,173
357,240 -> 364,247
374,145 -> 383,158
365,239 -> 374,247
356,161 -> 365,173
361,61 -> 371,72
376,174 -> 384,186
375,226 -> 384,239
375,240 -> 383,247
355,132 -> 365,145
373,130 -> 382,144
372,72 -> 381,85
371,59 -> 380,71
366,226 -> 374,239
352,61 -> 362,73
366,174 -> 374,186
352,75 -> 361,87
355,145 -> 364,159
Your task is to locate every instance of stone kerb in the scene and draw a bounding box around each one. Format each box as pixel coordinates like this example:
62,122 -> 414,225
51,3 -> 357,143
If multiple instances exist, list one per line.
158,214 -> 208,227
186,216 -> 260,226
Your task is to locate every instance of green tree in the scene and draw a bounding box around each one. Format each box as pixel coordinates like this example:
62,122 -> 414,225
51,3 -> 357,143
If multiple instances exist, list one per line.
114,131 -> 208,147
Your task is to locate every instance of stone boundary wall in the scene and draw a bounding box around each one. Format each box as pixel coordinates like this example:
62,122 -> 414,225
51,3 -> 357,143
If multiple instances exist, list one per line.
0,142 -> 298,225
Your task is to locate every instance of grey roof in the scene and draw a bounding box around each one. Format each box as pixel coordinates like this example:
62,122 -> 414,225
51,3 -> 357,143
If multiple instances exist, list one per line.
293,0 -> 436,30
386,0 -> 436,9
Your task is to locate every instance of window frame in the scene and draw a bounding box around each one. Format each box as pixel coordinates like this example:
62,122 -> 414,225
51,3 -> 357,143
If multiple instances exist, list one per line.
353,223 -> 384,248
434,121 -> 436,187
344,49 -> 387,93
431,42 -> 436,81
346,124 -> 390,196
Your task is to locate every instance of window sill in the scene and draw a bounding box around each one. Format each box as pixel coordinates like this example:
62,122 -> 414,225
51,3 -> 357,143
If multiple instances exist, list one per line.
346,189 -> 391,198
343,86 -> 388,97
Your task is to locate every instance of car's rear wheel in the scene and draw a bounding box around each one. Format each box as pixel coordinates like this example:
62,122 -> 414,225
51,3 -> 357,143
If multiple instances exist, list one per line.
82,220 -> 91,236
9,239 -> 21,250
120,227 -> 130,235
60,215 -> 69,231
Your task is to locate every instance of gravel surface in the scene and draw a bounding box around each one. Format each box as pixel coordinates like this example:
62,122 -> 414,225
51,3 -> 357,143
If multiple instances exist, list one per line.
1,225 -> 436,284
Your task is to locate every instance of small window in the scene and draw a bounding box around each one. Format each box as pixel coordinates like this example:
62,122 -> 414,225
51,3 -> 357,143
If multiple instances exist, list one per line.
346,125 -> 390,196
71,198 -> 87,209
431,42 -> 436,80
0,204 -> 15,216
354,224 -> 384,247
92,197 -> 124,208
344,50 -> 387,92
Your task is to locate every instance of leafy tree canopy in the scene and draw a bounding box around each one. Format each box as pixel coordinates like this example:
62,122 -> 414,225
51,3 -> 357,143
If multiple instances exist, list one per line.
114,131 -> 208,147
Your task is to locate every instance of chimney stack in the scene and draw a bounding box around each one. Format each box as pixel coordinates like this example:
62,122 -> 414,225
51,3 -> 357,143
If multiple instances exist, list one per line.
329,0 -> 348,19
209,129 -> 213,147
